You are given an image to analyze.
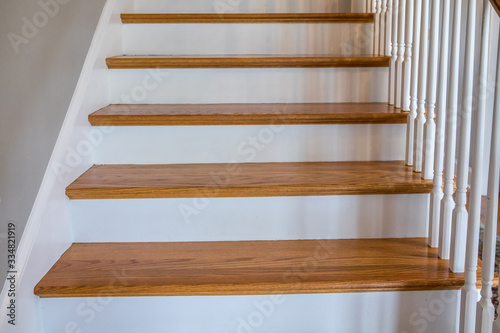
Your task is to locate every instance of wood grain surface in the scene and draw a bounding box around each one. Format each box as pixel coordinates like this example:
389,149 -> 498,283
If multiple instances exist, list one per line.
106,55 -> 391,69
34,238 -> 482,298
89,103 -> 407,126
65,161 -> 433,200
120,13 -> 375,24
491,0 -> 500,17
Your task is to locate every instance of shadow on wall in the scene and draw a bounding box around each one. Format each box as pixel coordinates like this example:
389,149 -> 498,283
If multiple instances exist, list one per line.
0,0 -> 107,282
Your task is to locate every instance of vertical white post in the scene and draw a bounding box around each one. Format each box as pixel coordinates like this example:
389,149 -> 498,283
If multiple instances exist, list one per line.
379,0 -> 388,55
438,0 -> 462,260
404,0 -> 415,165
385,0 -> 392,55
367,0 -> 371,12
407,0 -> 422,166
428,0 -> 451,248
401,0 -> 413,112
422,0 -> 440,180
389,0 -> 398,105
449,0 -> 476,274
394,0 -> 405,108
476,3 -> 495,332
413,0 -> 430,173
374,0 -> 381,55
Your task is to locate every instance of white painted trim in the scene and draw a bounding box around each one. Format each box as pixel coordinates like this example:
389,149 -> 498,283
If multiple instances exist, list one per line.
0,0 -> 133,330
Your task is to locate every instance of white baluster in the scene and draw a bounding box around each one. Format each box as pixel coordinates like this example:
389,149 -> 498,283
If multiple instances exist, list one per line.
407,0 -> 421,166
401,0 -> 413,112
404,0 -> 415,165
476,3 -> 496,332
367,0 -> 371,12
372,0 -> 377,13
394,0 -> 405,108
385,0 -> 392,55
413,0 -> 430,173
438,0 -> 462,260
374,0 -> 381,55
428,0 -> 451,248
379,0 -> 388,55
389,0 -> 398,105
449,0 -> 476,274
422,0 -> 440,180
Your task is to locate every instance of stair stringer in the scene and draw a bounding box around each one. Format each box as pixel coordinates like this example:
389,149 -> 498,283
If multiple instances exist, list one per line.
0,0 -> 134,331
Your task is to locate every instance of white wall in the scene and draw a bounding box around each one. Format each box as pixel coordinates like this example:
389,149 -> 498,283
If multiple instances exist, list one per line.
0,0 -> 107,282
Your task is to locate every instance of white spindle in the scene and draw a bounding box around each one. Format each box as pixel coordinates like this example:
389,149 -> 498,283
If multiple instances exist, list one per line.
407,0 -> 421,166
401,0 -> 413,112
394,0 -> 405,108
476,3 -> 496,332
438,0 -> 462,260
374,0 -> 381,55
428,0 -> 451,248
389,0 -> 398,105
413,0 -> 430,173
449,0 -> 476,275
385,0 -> 392,55
367,0 -> 371,12
422,0 -> 440,180
379,0 -> 388,55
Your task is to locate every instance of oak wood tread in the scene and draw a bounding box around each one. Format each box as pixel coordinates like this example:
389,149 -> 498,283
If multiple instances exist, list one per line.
89,103 -> 407,126
65,161 -> 433,200
34,238 -> 481,298
120,13 -> 375,24
106,55 -> 391,69
491,0 -> 500,17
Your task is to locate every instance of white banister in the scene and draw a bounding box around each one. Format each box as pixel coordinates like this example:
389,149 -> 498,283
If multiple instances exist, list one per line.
449,0 -> 476,275
407,0 -> 422,166
477,4 -> 497,332
438,0 -> 462,260
379,0 -> 388,55
422,0 -> 440,180
428,0 -> 451,248
401,0 -> 413,112
394,0 -> 405,109
374,0 -> 381,55
389,0 -> 398,105
413,0 -> 430,173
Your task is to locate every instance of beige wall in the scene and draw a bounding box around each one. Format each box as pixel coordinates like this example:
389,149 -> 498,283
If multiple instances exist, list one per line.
0,0 -> 107,281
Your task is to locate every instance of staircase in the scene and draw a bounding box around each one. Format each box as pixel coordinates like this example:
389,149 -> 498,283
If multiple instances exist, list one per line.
1,0 -> 489,332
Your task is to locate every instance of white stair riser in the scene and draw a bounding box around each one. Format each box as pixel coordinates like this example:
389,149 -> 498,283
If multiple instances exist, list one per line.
122,24 -> 373,55
40,290 -> 461,333
71,194 -> 430,242
132,0 -> 353,14
92,125 -> 405,164
108,68 -> 389,104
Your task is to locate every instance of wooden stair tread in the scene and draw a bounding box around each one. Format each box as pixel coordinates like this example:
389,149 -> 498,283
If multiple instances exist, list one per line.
106,55 -> 391,69
491,0 -> 500,17
89,103 -> 408,126
34,238 -> 480,298
120,13 -> 375,24
65,161 -> 433,200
